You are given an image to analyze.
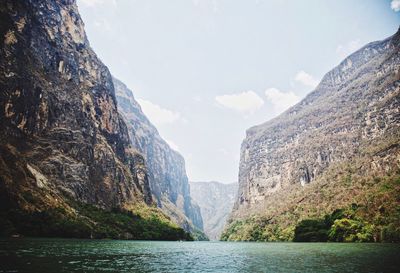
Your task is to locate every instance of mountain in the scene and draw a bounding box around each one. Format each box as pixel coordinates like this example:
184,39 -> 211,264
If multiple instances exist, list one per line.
190,182 -> 237,240
222,29 -> 400,242
0,0 -> 190,240
114,78 -> 204,233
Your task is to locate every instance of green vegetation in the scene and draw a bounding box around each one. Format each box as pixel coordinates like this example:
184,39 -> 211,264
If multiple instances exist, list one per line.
328,218 -> 374,242
293,219 -> 328,242
220,217 -> 294,242
223,201 -> 400,243
221,173 -> 400,242
190,229 -> 210,241
0,197 -> 193,241
294,206 -> 377,242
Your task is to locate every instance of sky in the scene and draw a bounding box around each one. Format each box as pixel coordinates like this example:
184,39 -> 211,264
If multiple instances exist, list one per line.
76,0 -> 399,183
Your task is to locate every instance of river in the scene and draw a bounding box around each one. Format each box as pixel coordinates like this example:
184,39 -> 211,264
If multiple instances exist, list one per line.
0,239 -> 399,272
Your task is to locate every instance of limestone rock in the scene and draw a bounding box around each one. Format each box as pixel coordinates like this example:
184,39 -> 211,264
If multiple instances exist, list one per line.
231,28 -> 400,220
0,0 -> 152,216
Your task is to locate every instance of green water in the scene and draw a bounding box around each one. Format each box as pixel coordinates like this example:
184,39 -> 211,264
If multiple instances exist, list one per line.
0,239 -> 399,273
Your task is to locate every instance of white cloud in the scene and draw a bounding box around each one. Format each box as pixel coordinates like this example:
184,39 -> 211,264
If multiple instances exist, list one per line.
215,91 -> 264,114
218,148 -> 230,156
79,0 -> 103,7
193,95 -> 203,102
264,88 -> 300,114
192,0 -> 219,13
165,139 -> 180,152
391,0 -> 400,11
79,0 -> 116,7
137,98 -> 182,127
212,0 -> 219,13
336,39 -> 361,59
295,71 -> 319,88
79,0 -> 104,6
93,19 -> 112,31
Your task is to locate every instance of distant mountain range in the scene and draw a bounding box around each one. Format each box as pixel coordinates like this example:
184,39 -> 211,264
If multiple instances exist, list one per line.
190,181 -> 237,240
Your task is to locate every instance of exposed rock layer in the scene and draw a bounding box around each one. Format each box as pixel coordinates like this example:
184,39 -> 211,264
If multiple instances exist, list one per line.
229,29 -> 400,230
190,182 -> 237,240
0,0 -> 153,210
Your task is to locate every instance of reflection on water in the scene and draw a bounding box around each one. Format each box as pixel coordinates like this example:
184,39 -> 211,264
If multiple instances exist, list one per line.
0,239 -> 399,273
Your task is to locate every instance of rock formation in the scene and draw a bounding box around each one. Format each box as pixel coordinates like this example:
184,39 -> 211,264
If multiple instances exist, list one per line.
190,182 -> 237,240
114,78 -> 203,232
0,0 -> 190,239
224,28 -> 400,241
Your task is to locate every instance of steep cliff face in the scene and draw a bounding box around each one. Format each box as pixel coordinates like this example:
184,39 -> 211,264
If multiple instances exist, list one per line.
114,78 -> 203,231
0,0 -> 189,239
190,182 -> 237,240
224,29 -> 400,241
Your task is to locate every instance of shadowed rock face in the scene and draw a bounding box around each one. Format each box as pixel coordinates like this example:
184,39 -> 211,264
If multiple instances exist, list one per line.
114,78 -> 203,231
0,0 -> 152,213
190,182 -> 237,240
232,29 -> 400,219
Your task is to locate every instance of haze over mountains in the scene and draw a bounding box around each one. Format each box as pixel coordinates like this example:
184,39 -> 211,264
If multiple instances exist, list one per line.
190,181 -> 236,240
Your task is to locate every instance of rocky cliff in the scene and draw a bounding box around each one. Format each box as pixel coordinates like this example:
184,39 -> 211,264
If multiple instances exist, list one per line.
114,78 -> 204,232
190,182 -> 237,240
0,0 -> 189,240
223,29 -> 400,241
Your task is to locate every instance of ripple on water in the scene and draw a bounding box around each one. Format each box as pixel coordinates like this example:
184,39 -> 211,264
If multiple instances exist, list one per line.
0,239 -> 399,273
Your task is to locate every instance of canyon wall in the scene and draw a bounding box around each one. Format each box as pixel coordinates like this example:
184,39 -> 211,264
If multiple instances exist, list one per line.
224,28 -> 400,241
114,78 -> 203,232
0,0 -> 191,239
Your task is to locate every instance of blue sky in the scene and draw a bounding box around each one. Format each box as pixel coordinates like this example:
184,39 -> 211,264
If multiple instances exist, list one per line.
77,0 -> 399,183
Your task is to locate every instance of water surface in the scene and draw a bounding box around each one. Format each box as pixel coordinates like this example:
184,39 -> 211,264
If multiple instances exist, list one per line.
0,239 -> 399,272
